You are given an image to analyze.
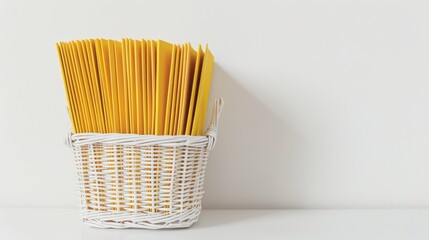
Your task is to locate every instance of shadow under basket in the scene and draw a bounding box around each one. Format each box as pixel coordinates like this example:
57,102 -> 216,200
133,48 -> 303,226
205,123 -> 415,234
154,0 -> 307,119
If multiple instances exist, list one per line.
65,98 -> 224,229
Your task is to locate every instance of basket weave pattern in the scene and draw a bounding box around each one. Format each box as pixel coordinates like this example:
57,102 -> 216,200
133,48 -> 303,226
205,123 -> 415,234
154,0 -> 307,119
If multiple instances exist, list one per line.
66,99 -> 223,229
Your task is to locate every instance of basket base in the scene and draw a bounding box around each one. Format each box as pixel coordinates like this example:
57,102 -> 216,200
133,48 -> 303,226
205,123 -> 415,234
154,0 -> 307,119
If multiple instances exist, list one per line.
81,208 -> 201,229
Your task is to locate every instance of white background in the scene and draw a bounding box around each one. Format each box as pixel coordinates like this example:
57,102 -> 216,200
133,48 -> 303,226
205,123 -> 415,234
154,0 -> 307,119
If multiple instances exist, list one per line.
0,0 -> 428,209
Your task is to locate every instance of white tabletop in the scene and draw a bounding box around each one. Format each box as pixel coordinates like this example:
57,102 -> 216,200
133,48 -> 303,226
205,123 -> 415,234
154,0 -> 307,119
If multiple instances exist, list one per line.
1,208 -> 428,240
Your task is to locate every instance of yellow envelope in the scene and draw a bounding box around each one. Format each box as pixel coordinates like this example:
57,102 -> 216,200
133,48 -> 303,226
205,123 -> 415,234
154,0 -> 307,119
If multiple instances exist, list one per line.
176,43 -> 188,135
84,39 -> 106,133
149,40 -> 157,134
63,42 -> 82,132
177,43 -> 196,135
145,41 -> 153,134
171,44 -> 185,135
168,45 -> 182,135
122,38 -> 134,133
164,45 -> 178,134
185,44 -> 204,135
140,39 -> 148,134
68,42 -> 92,132
56,43 -> 79,133
191,44 -> 214,136
65,42 -> 86,133
155,40 -> 173,135
126,38 -> 138,134
115,40 -> 127,133
76,40 -> 99,132
95,39 -> 113,132
107,40 -> 120,133
134,40 -> 144,134
121,39 -> 130,133
103,39 -> 114,133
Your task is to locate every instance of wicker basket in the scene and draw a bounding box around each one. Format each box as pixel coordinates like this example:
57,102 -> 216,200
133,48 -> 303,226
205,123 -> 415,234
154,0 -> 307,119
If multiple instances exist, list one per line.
65,98 -> 223,229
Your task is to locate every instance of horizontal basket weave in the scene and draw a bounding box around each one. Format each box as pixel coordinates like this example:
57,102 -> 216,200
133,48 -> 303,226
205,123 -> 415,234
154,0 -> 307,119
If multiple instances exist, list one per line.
65,98 -> 223,229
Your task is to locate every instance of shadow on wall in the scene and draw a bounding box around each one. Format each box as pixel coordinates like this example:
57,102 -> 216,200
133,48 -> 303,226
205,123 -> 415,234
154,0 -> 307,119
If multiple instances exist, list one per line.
203,63 -> 307,209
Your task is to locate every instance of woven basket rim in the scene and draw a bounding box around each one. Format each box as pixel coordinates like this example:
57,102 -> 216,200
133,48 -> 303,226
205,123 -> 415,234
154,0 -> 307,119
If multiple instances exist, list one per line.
71,132 -> 209,138
69,133 -> 211,148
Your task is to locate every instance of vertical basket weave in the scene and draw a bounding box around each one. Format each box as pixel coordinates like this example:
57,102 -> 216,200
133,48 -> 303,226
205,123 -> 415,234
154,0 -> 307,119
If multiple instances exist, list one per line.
65,98 -> 223,229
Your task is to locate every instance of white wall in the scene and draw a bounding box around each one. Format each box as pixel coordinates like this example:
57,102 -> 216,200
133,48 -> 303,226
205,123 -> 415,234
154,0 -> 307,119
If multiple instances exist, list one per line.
1,0 -> 428,208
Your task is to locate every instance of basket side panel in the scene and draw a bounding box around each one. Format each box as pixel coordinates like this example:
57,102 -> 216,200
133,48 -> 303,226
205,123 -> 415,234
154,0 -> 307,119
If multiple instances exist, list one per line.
123,145 -> 142,212
170,146 -> 209,214
72,140 -> 211,228
74,145 -> 90,210
101,144 -> 125,211
87,143 -> 107,211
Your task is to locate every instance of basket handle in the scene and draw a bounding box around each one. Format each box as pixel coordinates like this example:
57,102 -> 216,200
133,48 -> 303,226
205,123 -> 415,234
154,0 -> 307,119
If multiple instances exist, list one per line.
205,98 -> 224,150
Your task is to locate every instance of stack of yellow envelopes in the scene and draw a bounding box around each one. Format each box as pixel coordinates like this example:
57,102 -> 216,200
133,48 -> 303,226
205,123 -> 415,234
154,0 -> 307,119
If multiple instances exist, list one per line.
57,39 -> 214,136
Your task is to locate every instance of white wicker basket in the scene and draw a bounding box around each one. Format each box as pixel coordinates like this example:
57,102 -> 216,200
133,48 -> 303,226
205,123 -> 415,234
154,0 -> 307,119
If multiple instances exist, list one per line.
65,98 -> 223,229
